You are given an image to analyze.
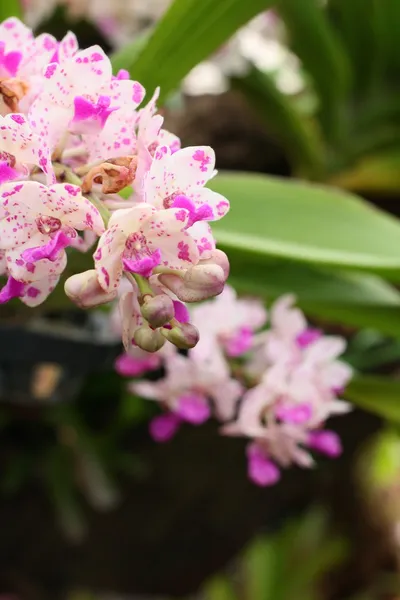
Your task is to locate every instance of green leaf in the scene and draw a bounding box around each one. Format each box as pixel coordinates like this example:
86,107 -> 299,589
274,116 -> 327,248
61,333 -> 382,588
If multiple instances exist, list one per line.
372,0 -> 400,84
328,149 -> 400,196
230,68 -> 323,176
227,253 -> 400,335
210,172 -> 400,277
327,0 -> 377,96
112,0 -> 273,102
277,0 -> 350,140
346,375 -> 400,424
0,0 -> 22,20
204,576 -> 237,600
111,31 -> 150,75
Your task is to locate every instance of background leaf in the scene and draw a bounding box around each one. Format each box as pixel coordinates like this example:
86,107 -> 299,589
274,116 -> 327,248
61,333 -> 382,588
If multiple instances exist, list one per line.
0,0 -> 22,20
346,376 -> 400,424
111,0 -> 273,102
277,0 -> 350,140
210,172 -> 400,277
227,254 -> 400,335
327,0 -> 376,97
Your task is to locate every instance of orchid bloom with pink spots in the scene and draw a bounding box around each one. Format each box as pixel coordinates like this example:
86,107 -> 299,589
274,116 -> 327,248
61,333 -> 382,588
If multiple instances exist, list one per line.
94,203 -> 199,292
0,19 -> 79,113
142,144 -> 229,258
0,181 -> 104,284
29,45 -> 144,152
0,113 -> 53,183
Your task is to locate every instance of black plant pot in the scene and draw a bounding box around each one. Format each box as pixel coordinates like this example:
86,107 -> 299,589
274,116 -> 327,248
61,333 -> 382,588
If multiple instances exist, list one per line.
0,319 -> 121,404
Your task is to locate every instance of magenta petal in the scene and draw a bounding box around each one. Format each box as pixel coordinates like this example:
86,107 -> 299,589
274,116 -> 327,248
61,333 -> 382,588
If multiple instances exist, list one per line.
246,444 -> 280,487
115,69 -> 130,80
171,195 -> 213,227
171,195 -> 195,213
0,42 -> 22,76
194,203 -> 214,222
275,402 -> 313,425
21,230 -> 71,263
296,328 -> 322,348
114,352 -> 160,377
0,161 -> 18,184
308,430 -> 342,458
149,413 -> 181,443
173,300 -> 190,323
0,276 -> 25,303
71,95 -> 118,133
123,248 -> 161,278
225,326 -> 253,357
176,393 -> 210,425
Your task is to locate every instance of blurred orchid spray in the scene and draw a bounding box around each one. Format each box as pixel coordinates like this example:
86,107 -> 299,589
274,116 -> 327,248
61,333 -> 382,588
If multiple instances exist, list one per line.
116,287 -> 352,487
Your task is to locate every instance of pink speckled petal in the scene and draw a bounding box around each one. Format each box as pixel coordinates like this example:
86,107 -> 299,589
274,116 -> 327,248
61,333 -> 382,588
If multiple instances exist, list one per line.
93,224 -> 125,292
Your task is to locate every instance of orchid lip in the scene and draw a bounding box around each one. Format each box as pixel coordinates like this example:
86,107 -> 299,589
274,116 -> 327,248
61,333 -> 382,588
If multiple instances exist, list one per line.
0,276 -> 25,303
21,230 -> 72,263
123,249 -> 161,278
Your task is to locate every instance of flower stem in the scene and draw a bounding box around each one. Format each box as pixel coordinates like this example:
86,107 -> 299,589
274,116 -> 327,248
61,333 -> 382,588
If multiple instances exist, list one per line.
126,272 -> 153,297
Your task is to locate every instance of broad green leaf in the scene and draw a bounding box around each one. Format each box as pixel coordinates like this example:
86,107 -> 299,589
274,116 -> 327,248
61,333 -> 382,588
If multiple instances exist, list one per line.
346,375 -> 400,424
210,172 -> 400,277
0,0 -> 22,20
277,0 -> 350,140
111,0 -> 273,102
226,254 -> 400,335
230,68 -> 323,176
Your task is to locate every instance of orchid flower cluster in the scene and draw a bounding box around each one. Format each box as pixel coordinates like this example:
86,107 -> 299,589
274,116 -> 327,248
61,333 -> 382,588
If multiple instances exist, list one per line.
116,288 -> 353,487
0,18 -> 231,353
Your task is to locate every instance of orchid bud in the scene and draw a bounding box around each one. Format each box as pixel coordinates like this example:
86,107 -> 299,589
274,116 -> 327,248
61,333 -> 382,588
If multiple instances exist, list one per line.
141,294 -> 175,328
185,264 -> 226,292
65,270 -> 117,308
200,249 -> 230,279
159,264 -> 225,303
162,323 -> 199,349
133,324 -> 166,353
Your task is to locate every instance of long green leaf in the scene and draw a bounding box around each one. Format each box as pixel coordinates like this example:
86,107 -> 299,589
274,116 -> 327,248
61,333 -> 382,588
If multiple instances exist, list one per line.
231,68 -> 323,176
277,0 -> 350,141
346,376 -> 400,424
111,0 -> 273,102
210,172 -> 400,277
111,32 -> 150,75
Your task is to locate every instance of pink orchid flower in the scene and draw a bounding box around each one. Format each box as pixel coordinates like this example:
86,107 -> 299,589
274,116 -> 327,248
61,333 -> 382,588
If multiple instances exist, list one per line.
190,284 -> 267,362
94,203 -> 199,292
132,350 -> 242,439
0,181 -> 104,283
0,113 -> 54,183
0,19 -> 79,113
29,45 -> 144,152
143,144 -> 230,227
